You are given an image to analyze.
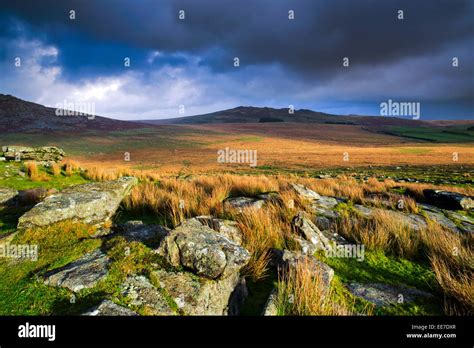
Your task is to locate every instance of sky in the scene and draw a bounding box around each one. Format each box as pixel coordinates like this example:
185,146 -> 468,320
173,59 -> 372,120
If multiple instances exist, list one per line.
0,0 -> 473,120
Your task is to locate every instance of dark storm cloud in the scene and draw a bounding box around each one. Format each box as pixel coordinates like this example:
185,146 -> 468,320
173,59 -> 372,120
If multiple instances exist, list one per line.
1,0 -> 472,78
0,0 -> 472,119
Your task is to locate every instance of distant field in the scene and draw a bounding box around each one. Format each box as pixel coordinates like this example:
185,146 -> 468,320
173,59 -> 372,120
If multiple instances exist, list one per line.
386,125 -> 474,143
1,123 -> 473,175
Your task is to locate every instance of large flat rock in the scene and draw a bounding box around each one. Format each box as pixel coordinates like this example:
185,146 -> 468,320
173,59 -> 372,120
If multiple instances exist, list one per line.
17,177 -> 138,232
347,283 -> 434,307
43,249 -> 110,292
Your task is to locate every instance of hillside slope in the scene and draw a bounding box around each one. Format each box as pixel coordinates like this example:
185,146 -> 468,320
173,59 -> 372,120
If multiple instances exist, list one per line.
0,94 -> 146,133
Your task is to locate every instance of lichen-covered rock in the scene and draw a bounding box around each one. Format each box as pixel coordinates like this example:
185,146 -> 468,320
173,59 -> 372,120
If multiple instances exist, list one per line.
195,215 -> 243,245
121,275 -> 176,315
17,177 -> 138,234
0,187 -> 18,205
347,283 -> 433,307
82,300 -> 138,316
152,269 -> 243,315
113,220 -> 170,244
156,218 -> 250,279
310,196 -> 338,213
423,189 -> 473,211
290,183 -> 320,200
43,249 -> 110,292
2,145 -> 65,162
223,196 -> 265,212
292,211 -> 346,252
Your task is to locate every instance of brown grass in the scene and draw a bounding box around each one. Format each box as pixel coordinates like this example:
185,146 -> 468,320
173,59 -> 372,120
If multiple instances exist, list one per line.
24,161 -> 49,182
276,259 -> 352,315
51,163 -> 61,176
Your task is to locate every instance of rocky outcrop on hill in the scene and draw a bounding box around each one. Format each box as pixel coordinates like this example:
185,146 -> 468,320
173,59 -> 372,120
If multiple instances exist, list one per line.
17,177 -> 138,234
423,189 -> 473,211
1,145 -> 65,162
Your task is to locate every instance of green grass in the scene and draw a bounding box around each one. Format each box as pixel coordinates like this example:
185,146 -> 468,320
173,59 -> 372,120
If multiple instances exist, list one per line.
0,162 -> 88,191
317,250 -> 443,315
387,126 -> 474,143
0,222 -> 101,315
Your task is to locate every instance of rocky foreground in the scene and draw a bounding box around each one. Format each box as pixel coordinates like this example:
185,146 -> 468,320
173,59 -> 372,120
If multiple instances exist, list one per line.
1,172 -> 473,316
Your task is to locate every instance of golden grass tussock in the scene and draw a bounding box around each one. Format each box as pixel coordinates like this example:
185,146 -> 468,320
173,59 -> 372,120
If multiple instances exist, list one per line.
51,162 -> 61,176
24,161 -> 49,182
276,259 -> 352,315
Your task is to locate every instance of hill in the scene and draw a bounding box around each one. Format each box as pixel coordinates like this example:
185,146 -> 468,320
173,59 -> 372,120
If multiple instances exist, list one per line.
138,106 -> 439,127
0,94 -> 146,133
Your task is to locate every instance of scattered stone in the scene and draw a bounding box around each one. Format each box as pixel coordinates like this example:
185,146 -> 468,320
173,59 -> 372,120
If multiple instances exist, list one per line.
121,275 -> 175,315
156,218 -> 250,279
0,157 -> 5,162
2,145 -> 65,162
262,288 -> 279,316
223,196 -> 265,212
82,299 -> 138,316
18,170 -> 26,177
423,189 -> 473,211
0,187 -> 18,205
195,215 -> 243,245
43,249 -> 110,292
113,220 -> 170,244
347,283 -> 434,307
17,176 -> 138,234
152,269 -> 244,315
290,183 -> 320,200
